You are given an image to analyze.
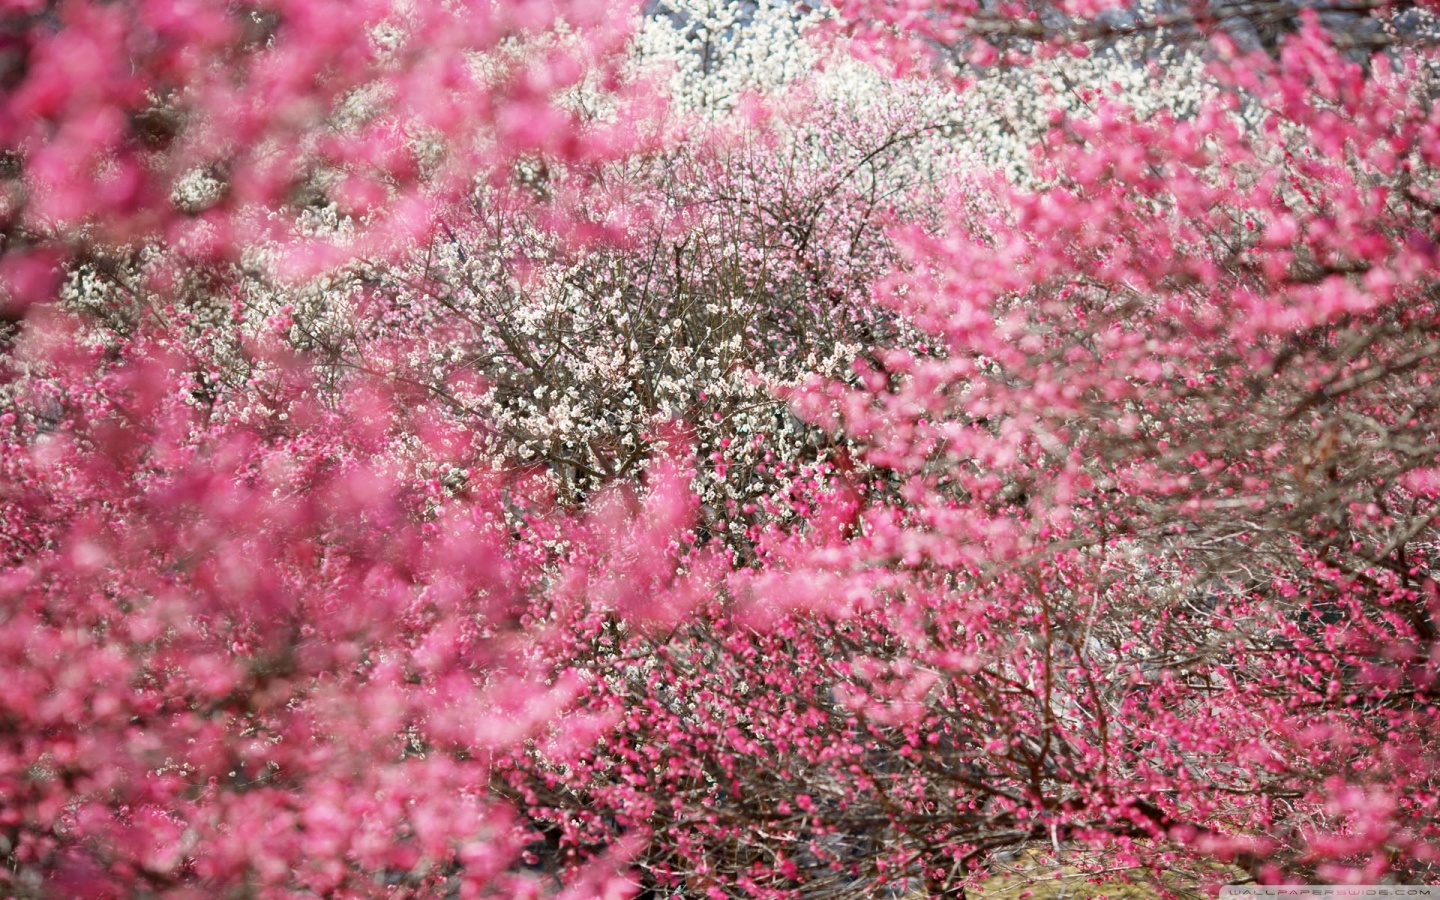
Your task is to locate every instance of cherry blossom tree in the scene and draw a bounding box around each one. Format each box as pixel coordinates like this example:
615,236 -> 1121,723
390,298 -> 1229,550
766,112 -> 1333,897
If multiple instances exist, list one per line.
494,6 -> 1440,898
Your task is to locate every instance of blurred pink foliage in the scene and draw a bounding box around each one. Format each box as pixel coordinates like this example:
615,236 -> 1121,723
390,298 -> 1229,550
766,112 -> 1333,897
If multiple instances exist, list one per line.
0,309 -> 710,895
0,0 -> 656,306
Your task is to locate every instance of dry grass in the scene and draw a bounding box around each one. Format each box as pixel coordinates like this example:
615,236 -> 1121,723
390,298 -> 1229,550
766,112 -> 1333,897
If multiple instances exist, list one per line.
971,850 -> 1240,900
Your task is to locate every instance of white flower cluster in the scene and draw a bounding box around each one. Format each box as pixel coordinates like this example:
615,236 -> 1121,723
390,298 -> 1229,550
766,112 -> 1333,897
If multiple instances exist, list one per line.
631,0 -> 822,114
952,39 -> 1212,186
358,190 -> 883,547
631,0 -> 1215,186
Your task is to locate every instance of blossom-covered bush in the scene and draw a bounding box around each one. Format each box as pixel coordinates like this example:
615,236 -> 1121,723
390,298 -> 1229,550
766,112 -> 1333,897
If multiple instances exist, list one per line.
52,14 -> 969,552
3,0 -> 1440,897
495,4 -> 1440,898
